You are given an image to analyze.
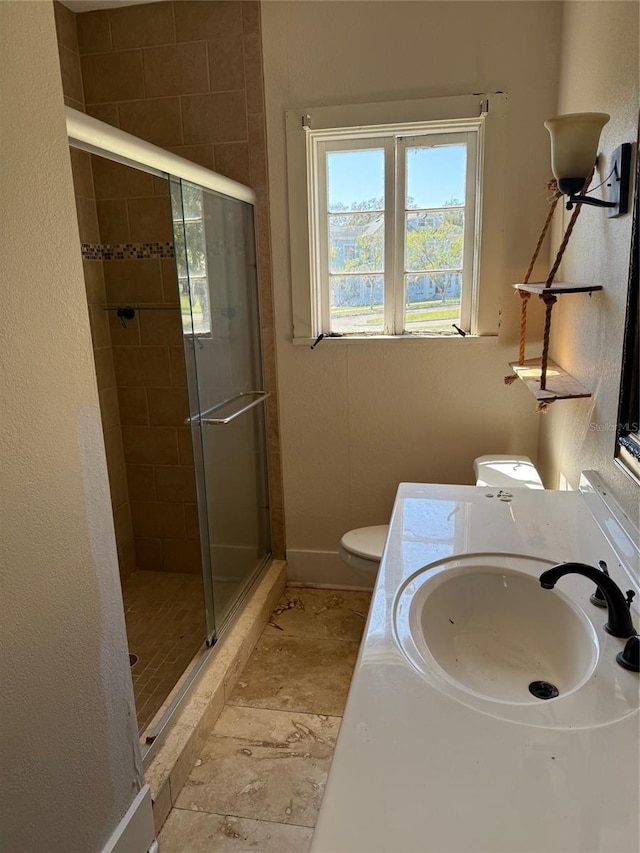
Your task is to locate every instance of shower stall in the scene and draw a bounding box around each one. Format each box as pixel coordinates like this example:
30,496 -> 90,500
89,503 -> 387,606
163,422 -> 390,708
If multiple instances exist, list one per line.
67,108 -> 272,750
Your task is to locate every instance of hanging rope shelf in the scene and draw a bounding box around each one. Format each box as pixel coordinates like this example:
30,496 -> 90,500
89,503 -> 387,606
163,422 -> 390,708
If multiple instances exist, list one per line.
505,173 -> 602,412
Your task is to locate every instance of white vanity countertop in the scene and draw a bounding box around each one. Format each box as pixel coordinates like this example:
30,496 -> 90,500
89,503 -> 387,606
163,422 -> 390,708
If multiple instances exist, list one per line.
311,483 -> 640,853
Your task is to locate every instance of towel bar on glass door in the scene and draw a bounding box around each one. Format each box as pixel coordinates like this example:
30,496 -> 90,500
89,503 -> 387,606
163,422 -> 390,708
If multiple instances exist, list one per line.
185,391 -> 271,426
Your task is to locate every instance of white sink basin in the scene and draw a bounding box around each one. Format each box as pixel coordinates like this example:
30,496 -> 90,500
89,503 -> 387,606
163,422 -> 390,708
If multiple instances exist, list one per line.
394,553 -> 602,719
419,566 -> 596,703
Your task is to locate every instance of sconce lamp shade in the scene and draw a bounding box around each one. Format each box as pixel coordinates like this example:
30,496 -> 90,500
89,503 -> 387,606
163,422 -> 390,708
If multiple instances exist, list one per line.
544,112 -> 610,195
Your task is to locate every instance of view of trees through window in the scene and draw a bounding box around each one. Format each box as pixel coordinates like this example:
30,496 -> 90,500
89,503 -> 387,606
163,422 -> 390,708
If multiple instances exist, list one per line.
172,181 -> 211,335
326,143 -> 467,334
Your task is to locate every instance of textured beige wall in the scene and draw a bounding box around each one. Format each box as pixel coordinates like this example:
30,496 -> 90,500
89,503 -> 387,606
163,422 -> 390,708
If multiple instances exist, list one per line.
538,0 -> 639,517
0,2 -> 143,850
262,1 -> 563,555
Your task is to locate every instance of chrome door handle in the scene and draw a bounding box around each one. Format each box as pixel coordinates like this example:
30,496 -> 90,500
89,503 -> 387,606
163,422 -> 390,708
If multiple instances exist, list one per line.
185,391 -> 270,426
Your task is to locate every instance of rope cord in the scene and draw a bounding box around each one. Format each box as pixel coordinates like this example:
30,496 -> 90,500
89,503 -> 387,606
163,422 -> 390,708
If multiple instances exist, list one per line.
538,168 -> 594,388
517,181 -> 561,364
544,167 -> 594,288
517,292 -> 531,365
539,293 -> 557,390
524,181 -> 561,284
544,202 -> 583,286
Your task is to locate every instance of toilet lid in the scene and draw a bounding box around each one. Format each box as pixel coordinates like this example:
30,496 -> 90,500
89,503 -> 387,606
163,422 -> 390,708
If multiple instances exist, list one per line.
340,525 -> 389,560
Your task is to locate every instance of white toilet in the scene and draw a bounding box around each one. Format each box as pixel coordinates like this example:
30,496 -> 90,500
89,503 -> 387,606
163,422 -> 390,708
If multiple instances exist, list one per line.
338,525 -> 390,576
338,455 -> 544,576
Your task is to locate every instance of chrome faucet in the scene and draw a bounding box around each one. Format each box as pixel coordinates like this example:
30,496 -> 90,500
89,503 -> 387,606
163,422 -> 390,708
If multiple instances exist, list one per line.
539,562 -> 637,639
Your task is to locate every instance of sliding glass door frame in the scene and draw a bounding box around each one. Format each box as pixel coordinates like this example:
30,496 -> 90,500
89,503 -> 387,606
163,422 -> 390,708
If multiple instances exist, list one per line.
172,177 -> 272,643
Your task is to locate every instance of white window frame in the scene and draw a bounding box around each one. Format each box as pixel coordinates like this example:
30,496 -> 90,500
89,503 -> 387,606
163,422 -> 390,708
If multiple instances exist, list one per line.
313,136 -> 390,334
396,131 -> 477,335
286,93 -> 508,342
312,129 -> 478,335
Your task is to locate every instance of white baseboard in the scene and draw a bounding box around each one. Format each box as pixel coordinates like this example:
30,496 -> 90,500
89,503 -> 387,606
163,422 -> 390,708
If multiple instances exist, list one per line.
285,549 -> 375,590
101,784 -> 156,853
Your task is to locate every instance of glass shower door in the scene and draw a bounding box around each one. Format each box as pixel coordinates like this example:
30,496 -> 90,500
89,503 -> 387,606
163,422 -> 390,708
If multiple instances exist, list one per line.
171,177 -> 271,640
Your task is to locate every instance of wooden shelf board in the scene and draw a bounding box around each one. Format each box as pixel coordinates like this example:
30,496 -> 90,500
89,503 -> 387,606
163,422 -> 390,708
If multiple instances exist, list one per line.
514,282 -> 603,295
509,357 -> 592,402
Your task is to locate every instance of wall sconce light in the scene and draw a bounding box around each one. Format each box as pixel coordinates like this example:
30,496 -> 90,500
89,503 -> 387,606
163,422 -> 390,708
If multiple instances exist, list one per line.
544,112 -> 631,217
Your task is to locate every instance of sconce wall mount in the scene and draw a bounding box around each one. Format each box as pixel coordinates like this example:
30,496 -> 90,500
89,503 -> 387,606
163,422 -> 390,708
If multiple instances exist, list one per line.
608,142 -> 632,217
545,112 -> 632,217
560,143 -> 631,216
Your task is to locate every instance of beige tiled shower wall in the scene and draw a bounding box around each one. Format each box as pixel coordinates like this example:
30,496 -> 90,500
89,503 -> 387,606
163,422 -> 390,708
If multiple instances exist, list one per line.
54,0 -> 83,112
92,157 -> 202,574
54,0 -> 285,561
55,3 -> 136,581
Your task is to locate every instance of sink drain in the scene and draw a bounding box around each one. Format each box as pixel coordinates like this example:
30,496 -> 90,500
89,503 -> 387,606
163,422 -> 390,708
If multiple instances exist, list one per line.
129,653 -> 138,667
529,680 -> 559,700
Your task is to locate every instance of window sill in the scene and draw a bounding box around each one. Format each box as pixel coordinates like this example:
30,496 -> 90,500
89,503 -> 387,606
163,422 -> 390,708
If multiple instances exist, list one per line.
292,333 -> 499,346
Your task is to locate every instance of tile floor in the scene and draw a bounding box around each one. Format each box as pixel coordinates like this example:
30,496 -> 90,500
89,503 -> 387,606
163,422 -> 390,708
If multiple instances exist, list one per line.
122,571 -> 207,734
158,587 -> 371,852
124,571 -> 259,735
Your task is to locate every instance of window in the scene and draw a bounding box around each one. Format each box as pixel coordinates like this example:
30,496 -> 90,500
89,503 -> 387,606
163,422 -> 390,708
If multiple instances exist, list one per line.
286,94 -> 508,341
313,130 -> 477,335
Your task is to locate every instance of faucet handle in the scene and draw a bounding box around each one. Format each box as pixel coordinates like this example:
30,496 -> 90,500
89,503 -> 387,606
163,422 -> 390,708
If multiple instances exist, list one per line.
616,635 -> 639,673
589,560 -> 610,608
626,590 -> 636,608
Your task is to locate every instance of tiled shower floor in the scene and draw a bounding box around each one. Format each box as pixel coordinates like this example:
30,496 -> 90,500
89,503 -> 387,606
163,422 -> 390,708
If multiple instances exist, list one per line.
123,571 -> 258,735
122,571 -> 207,734
158,586 -> 372,852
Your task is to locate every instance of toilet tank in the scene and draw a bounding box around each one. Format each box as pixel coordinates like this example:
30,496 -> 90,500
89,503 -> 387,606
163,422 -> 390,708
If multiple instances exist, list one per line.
473,455 -> 544,489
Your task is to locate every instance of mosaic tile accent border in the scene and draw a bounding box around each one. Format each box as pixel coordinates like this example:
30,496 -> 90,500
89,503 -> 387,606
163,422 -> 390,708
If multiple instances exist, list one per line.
82,241 -> 175,261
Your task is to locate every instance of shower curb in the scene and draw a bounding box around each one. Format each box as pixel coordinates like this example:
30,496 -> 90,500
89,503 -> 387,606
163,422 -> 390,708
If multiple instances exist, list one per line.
144,560 -> 287,835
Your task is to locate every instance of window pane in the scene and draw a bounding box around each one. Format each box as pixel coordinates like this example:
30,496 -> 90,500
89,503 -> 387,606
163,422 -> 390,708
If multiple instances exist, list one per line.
180,182 -> 205,220
405,210 -> 464,272
329,274 -> 384,333
327,149 -> 384,212
184,221 -> 207,277
404,273 -> 461,333
406,144 -> 466,209
329,212 -> 384,274
180,276 -> 210,335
